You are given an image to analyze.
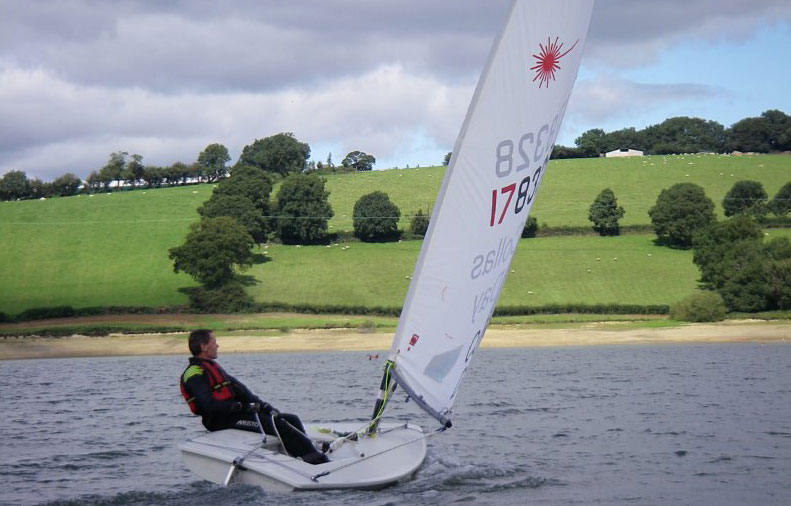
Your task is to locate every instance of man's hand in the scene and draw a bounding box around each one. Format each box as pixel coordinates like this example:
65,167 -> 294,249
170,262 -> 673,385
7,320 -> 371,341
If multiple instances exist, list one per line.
244,402 -> 261,413
259,402 -> 280,416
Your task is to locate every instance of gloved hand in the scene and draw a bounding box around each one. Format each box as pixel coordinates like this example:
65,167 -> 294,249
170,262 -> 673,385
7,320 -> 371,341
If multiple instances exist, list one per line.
244,402 -> 261,413
259,402 -> 279,416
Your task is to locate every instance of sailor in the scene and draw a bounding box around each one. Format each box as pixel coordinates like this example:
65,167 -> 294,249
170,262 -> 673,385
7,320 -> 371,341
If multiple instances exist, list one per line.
179,329 -> 329,465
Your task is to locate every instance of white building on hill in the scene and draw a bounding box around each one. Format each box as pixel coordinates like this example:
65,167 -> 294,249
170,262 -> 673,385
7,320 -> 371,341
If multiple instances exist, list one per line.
605,148 -> 644,158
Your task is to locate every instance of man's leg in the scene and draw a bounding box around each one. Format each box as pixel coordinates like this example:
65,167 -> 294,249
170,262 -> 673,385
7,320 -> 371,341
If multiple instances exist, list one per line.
230,413 -> 328,464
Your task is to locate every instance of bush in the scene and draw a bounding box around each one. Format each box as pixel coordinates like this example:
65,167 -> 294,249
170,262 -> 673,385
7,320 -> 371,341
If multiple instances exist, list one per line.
169,217 -> 255,288
588,188 -> 625,236
521,216 -> 538,238
769,182 -> 791,216
198,193 -> 268,244
181,282 -> 254,313
723,180 -> 769,219
16,306 -> 76,321
410,209 -> 430,238
669,291 -> 727,322
275,173 -> 333,244
649,183 -> 715,248
353,191 -> 401,241
692,214 -> 764,286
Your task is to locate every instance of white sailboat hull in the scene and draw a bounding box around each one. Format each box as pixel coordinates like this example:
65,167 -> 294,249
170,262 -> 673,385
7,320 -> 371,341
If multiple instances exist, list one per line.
179,422 -> 427,491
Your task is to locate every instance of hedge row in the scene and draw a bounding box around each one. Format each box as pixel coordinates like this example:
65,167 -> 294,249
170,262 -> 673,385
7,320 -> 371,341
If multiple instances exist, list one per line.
5,302 -> 670,323
494,303 -> 669,315
8,305 -> 188,323
0,326 -> 184,338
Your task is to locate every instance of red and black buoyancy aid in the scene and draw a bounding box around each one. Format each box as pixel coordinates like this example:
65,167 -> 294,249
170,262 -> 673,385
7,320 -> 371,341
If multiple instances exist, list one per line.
180,360 -> 234,415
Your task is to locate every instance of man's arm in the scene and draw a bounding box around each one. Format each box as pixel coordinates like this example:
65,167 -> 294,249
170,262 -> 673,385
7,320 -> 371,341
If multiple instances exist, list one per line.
225,371 -> 277,414
184,371 -> 242,416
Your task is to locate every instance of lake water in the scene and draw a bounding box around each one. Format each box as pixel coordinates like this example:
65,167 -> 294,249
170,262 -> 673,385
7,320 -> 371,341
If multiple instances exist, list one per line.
1,343 -> 790,506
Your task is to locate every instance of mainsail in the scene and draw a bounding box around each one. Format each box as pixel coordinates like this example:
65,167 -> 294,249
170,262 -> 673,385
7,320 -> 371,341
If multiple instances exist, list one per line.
386,0 -> 594,425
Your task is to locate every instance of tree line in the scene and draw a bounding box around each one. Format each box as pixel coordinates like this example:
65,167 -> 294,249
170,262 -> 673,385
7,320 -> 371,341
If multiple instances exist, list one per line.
0,132 -> 377,202
550,109 -> 791,159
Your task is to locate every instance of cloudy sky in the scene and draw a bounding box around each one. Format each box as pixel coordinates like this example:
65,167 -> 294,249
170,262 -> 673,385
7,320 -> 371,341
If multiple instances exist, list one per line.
1,0 -> 790,180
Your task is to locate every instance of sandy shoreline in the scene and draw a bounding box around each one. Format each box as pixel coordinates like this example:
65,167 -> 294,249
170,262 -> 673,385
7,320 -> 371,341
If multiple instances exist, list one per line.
1,321 -> 789,360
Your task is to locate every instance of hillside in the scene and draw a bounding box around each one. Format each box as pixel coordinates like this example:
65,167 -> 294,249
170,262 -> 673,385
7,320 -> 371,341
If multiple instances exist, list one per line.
317,153 -> 791,230
1,154 -> 789,315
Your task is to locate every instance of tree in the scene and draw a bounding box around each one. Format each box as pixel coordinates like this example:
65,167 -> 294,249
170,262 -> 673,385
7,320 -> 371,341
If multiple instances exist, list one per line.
169,216 -> 254,288
275,173 -> 333,244
692,216 -> 769,311
28,178 -> 51,199
769,182 -> 791,217
765,238 -> 791,309
410,209 -> 430,237
353,191 -> 401,241
443,152 -> 452,166
550,145 -> 587,159
238,132 -> 310,176
197,143 -> 231,182
198,193 -> 268,245
0,170 -> 31,200
643,117 -> 726,154
726,116 -> 772,152
85,171 -> 106,192
342,150 -> 376,171
123,154 -> 144,187
692,214 -> 764,286
99,151 -> 127,189
574,128 -> 608,157
648,183 -> 715,248
50,173 -> 82,197
607,127 -> 646,152
521,216 -> 538,238
760,109 -> 791,151
213,165 -> 273,214
722,180 -> 768,219
588,188 -> 625,236
142,166 -> 165,188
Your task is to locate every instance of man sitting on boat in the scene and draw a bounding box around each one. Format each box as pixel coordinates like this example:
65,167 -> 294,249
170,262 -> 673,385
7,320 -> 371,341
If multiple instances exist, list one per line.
179,329 -> 329,465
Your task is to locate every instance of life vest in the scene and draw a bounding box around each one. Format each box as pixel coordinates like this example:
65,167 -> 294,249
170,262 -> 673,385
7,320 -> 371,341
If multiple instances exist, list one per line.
180,360 -> 234,415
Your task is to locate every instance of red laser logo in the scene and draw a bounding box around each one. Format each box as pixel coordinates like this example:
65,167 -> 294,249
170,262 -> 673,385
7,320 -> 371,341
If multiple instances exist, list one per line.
531,37 -> 579,88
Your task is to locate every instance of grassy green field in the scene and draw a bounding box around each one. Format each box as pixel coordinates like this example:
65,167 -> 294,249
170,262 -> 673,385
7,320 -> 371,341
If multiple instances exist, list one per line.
248,234 -> 702,307
1,154 -> 789,315
315,153 -> 791,230
0,186 -> 207,313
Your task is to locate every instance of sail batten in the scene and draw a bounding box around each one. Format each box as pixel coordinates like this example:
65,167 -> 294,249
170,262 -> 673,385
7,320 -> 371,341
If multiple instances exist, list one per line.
387,0 -> 594,424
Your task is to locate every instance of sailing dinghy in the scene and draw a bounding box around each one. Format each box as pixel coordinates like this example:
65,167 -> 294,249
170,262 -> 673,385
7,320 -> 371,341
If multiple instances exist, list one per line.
180,0 -> 593,491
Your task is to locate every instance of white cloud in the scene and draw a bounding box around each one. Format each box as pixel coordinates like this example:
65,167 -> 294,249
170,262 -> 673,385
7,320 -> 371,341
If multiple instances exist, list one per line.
568,74 -> 725,125
1,0 -> 789,179
0,64 -> 472,179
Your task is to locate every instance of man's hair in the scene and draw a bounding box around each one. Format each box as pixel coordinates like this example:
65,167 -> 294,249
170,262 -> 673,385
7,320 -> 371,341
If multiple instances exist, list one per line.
188,329 -> 213,356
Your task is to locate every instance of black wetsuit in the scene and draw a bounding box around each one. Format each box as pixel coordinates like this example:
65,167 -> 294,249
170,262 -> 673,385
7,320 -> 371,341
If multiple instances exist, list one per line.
180,357 -> 321,460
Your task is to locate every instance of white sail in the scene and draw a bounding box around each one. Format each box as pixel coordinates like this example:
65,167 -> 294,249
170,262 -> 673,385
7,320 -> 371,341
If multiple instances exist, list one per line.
388,0 -> 594,424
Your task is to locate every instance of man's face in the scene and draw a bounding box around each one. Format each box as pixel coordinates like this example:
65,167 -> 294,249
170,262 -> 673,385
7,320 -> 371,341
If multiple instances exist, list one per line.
200,334 -> 219,359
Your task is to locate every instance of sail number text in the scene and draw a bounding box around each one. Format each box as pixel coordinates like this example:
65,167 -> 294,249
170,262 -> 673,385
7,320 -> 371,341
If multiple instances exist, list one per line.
489,165 -> 542,226
489,128 -> 551,226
